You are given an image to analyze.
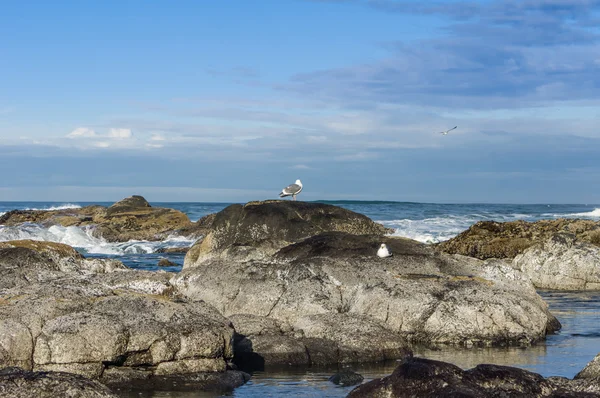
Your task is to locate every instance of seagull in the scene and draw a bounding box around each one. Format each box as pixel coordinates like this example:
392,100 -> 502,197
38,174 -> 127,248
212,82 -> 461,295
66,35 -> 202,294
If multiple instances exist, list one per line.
377,243 -> 392,258
439,126 -> 457,135
279,179 -> 303,201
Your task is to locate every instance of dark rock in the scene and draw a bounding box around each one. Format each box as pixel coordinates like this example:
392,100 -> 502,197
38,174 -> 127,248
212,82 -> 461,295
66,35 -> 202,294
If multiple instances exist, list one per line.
347,357 -> 600,397
0,367 -> 118,398
437,219 -> 600,260
157,257 -> 178,267
184,200 -> 392,265
156,247 -> 190,254
104,369 -> 250,394
329,369 -> 364,386
107,195 -> 151,212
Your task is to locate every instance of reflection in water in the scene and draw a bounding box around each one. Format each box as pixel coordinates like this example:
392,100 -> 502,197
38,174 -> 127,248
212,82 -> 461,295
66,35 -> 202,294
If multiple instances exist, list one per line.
116,290 -> 600,398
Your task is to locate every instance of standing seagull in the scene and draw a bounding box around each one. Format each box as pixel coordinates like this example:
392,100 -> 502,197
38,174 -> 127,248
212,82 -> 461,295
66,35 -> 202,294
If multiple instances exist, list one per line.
439,126 -> 457,135
377,243 -> 392,258
279,179 -> 303,201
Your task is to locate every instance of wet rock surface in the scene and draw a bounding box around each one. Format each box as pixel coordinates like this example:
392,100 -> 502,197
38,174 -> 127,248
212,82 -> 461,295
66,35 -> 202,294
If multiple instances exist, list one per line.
329,369 -> 364,386
0,367 -> 118,398
437,219 -> 600,260
347,356 -> 600,397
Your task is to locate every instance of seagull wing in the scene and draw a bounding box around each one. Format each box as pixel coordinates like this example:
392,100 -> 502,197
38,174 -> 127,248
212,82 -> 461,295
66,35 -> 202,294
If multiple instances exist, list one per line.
280,183 -> 302,197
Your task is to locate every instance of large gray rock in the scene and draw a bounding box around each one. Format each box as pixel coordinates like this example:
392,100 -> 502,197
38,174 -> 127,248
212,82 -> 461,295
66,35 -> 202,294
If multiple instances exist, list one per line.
173,231 -> 559,364
184,200 -> 391,266
347,356 -> 600,397
0,367 -> 118,398
0,239 -> 237,385
513,233 -> 600,290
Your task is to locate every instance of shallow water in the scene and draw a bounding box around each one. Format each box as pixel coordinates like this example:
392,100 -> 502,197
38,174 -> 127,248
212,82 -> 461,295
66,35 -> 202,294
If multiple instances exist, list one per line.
114,290 -> 600,398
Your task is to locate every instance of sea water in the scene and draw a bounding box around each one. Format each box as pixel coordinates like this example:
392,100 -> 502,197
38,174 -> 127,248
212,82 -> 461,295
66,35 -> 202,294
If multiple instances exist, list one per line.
2,201 -> 600,396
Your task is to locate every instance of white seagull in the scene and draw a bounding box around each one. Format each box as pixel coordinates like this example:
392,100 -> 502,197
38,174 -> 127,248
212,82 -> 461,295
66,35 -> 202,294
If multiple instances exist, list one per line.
279,179 -> 303,201
439,126 -> 457,135
377,243 -> 392,258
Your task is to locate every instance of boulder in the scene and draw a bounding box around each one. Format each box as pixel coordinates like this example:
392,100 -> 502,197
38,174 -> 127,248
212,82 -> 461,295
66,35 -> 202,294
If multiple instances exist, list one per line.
173,229 -> 559,364
157,258 -> 178,267
437,219 -> 600,260
0,367 -> 118,398
104,369 -> 251,395
183,200 -> 391,266
0,195 -> 194,242
575,352 -> 600,380
513,233 -> 600,290
0,241 -> 126,290
347,356 -> 600,397
328,369 -> 364,386
0,241 -> 237,385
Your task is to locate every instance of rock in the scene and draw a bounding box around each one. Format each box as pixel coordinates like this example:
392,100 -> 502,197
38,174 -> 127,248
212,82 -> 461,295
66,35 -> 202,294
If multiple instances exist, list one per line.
437,219 -> 600,260
176,213 -> 217,240
575,352 -> 600,380
172,230 -> 559,359
105,369 -> 251,394
107,195 -> 150,212
328,369 -> 364,386
157,257 -> 178,267
183,201 -> 392,266
156,247 -> 190,254
0,244 -> 236,383
0,367 -> 118,398
347,357 -> 600,397
513,233 -> 600,290
230,313 -> 411,368
0,196 -> 194,242
0,241 -> 126,289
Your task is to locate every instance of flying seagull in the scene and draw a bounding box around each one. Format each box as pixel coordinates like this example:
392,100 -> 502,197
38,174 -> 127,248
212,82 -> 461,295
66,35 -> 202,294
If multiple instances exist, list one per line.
279,179 -> 303,201
377,243 -> 392,258
439,126 -> 457,135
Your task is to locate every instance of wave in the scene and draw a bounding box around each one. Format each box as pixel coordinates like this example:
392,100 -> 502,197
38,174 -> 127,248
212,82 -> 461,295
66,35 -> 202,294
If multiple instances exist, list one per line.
0,224 -> 195,256
556,208 -> 600,218
24,203 -> 82,211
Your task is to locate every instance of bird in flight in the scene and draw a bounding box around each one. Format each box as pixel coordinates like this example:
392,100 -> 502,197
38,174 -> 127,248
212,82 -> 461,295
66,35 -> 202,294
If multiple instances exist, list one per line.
439,126 -> 457,135
279,179 -> 303,201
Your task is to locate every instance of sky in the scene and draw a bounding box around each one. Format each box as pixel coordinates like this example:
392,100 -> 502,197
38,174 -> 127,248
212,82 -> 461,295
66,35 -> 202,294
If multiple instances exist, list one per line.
2,0 -> 600,203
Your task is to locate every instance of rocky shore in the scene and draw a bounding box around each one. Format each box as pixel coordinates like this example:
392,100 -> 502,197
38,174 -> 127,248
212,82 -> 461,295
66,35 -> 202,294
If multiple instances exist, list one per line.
0,195 -> 213,242
2,196 -> 600,396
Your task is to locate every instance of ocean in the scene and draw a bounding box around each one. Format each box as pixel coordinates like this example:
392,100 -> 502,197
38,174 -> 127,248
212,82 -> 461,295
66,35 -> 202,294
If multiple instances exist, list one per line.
2,200 -> 600,397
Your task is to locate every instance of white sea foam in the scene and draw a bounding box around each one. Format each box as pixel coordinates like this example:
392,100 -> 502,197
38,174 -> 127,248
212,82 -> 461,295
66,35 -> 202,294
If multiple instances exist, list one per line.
558,208 -> 600,218
380,213 -> 537,244
25,203 -> 82,211
0,224 -> 195,255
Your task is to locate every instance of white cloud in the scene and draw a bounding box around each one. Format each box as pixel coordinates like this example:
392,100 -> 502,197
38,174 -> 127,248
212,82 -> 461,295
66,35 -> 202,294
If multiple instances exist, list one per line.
146,143 -> 164,149
109,128 -> 133,139
292,164 -> 310,169
93,141 -> 111,148
150,133 -> 165,141
67,127 -> 97,138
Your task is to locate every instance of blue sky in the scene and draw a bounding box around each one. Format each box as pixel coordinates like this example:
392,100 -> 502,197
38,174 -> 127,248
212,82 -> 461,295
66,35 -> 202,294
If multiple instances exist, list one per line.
2,0 -> 600,203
